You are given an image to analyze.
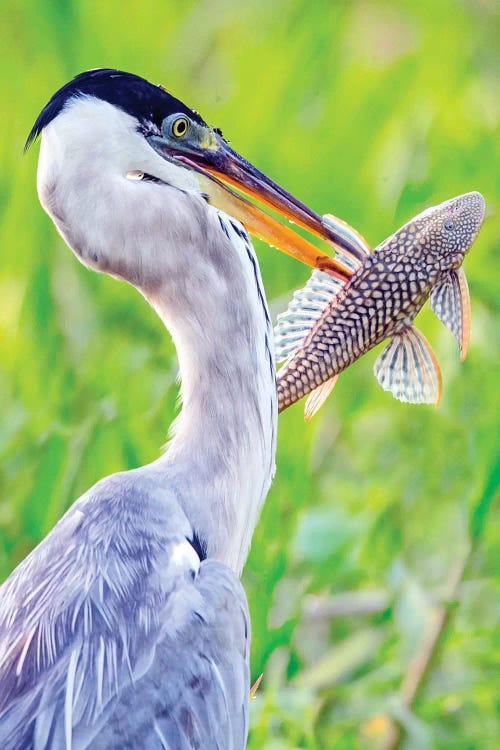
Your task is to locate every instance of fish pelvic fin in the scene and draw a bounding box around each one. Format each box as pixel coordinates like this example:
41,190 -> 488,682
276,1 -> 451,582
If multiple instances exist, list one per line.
374,326 -> 442,405
304,375 -> 339,420
430,266 -> 471,361
274,270 -> 346,362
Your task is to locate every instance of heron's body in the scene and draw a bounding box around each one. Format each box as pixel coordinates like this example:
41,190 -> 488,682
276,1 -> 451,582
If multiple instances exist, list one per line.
0,70 -> 303,749
0,473 -> 250,749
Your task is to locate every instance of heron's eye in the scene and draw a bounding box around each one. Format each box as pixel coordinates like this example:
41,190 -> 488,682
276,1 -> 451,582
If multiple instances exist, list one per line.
444,220 -> 455,232
171,116 -> 189,138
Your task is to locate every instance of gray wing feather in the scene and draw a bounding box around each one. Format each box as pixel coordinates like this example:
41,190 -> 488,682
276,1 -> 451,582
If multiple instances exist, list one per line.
0,472 -> 250,750
93,562 -> 249,750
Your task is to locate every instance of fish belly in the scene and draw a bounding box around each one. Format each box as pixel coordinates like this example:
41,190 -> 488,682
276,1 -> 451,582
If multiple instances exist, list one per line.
276,266 -> 425,412
277,296 -> 381,411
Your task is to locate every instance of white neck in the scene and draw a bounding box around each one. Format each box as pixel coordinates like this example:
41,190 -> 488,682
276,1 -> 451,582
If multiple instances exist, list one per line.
146,209 -> 277,573
36,98 -> 277,574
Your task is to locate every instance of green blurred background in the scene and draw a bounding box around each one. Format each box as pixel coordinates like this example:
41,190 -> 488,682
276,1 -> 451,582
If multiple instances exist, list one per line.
0,1 -> 498,747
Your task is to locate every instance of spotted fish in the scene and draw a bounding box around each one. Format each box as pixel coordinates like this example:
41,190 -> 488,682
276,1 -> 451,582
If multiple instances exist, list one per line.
275,192 -> 485,418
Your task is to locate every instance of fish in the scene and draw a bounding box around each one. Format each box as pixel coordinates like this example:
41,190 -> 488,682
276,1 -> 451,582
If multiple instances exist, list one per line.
275,191 -> 485,418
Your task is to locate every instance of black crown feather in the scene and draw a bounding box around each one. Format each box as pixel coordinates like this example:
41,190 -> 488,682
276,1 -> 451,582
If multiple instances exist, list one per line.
25,68 -> 207,151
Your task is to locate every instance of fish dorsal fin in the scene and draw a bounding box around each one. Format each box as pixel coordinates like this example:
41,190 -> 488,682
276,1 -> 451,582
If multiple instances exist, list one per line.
322,213 -> 372,272
374,326 -> 442,404
430,267 -> 471,361
304,375 -> 339,420
274,270 -> 346,362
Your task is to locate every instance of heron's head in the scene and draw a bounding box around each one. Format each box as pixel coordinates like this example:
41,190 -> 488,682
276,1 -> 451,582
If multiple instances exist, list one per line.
27,68 -> 354,288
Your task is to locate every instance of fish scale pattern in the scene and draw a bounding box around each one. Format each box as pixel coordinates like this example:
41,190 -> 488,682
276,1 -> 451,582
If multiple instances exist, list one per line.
277,251 -> 433,411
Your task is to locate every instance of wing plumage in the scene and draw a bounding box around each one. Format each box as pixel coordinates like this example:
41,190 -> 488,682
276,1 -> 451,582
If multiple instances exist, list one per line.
0,472 -> 249,750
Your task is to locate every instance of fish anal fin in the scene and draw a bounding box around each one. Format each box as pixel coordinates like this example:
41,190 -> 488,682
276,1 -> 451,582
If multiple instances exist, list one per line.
430,267 -> 471,361
374,327 -> 442,405
304,375 -> 339,420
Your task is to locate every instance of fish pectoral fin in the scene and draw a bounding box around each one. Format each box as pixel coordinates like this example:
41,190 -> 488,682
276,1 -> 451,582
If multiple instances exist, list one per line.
274,270 -> 346,362
304,375 -> 339,421
430,267 -> 471,361
374,326 -> 442,404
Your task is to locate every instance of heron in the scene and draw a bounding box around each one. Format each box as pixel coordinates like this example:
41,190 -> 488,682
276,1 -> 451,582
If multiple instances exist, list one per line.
0,69 -> 360,749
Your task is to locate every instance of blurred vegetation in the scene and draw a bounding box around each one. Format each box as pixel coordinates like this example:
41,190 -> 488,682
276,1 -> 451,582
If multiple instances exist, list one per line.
0,0 -> 498,748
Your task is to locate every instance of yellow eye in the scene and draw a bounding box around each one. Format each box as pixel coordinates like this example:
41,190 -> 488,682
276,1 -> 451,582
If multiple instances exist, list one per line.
171,116 -> 189,138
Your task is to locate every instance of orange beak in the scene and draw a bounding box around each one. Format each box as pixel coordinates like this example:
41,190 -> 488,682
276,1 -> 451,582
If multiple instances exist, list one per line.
149,128 -> 368,281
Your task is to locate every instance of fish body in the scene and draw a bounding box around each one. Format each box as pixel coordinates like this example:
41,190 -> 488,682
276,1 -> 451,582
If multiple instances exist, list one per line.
276,192 -> 485,417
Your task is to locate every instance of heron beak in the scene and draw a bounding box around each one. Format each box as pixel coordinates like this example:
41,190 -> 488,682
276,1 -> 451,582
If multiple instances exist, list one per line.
150,132 -> 367,279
